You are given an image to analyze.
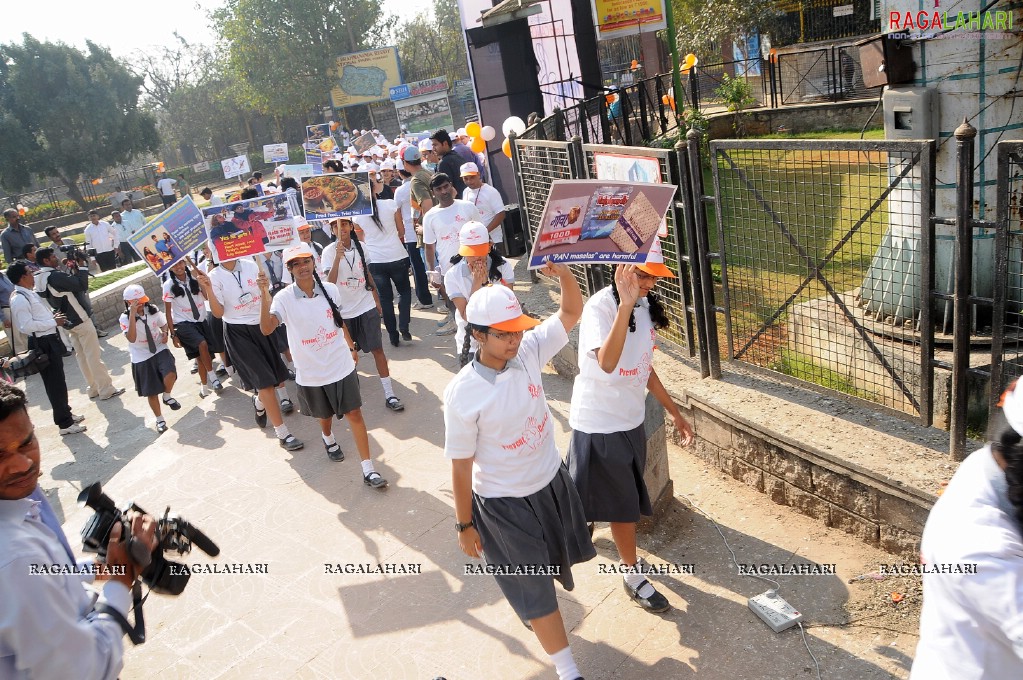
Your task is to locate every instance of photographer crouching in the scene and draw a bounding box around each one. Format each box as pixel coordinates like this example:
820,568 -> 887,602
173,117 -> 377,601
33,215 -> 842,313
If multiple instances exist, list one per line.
0,382 -> 158,678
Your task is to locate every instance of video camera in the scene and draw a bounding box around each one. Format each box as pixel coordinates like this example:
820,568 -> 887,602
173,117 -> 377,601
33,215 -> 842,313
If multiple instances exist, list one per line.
78,482 -> 219,596
57,243 -> 89,266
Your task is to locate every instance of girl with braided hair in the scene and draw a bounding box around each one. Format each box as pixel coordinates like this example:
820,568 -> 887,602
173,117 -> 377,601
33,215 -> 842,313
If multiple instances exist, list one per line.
566,238 -> 694,614
322,218 -> 404,412
353,197 -> 412,347
258,243 -> 387,488
910,380 -> 1023,678
446,221 -> 515,367
162,260 -> 222,399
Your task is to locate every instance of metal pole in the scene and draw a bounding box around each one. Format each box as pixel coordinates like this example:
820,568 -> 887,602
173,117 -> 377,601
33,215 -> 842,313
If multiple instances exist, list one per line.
686,127 -> 721,379
663,1 -> 685,127
950,119 -> 977,460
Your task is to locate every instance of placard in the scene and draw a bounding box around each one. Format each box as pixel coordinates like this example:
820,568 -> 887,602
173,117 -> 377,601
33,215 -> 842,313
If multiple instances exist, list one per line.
593,152 -> 668,237
221,155 -> 251,179
129,196 -> 207,276
202,194 -> 301,263
300,172 -> 373,221
263,143 -> 290,163
527,180 -> 676,268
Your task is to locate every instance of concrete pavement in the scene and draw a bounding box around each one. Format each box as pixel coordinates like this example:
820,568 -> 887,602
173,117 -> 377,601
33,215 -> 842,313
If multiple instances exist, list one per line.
28,292 -> 917,679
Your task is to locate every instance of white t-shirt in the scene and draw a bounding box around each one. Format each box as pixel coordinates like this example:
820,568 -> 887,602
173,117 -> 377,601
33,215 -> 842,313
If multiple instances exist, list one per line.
569,286 -> 656,434
393,182 -> 416,244
83,222 -> 119,254
443,315 -> 569,498
444,258 -> 516,354
422,200 -> 480,274
270,282 -> 355,387
910,445 -> 1023,680
321,241 -> 376,318
208,259 -> 264,325
353,201 -> 407,264
156,178 -> 177,197
162,277 -> 209,324
118,309 -> 168,363
463,183 -> 506,244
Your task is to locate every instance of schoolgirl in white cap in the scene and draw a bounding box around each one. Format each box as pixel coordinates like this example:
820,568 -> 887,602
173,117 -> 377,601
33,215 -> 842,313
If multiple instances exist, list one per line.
162,260 -> 222,399
444,221 -> 514,364
120,284 -> 179,434
910,380 -> 1023,678
444,263 -> 592,680
566,238 -> 694,613
258,243 -> 387,488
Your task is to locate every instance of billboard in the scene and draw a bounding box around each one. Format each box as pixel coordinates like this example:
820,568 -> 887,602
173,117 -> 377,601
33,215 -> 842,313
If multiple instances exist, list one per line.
329,46 -> 402,108
590,0 -> 667,40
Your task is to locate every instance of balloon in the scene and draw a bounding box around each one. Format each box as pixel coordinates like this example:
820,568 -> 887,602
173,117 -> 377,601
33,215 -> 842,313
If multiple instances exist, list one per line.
480,125 -> 496,141
630,59 -> 639,70
502,116 -> 526,137
329,121 -> 339,130
465,121 -> 481,138
681,53 -> 698,74
502,138 -> 512,158
470,136 -> 486,154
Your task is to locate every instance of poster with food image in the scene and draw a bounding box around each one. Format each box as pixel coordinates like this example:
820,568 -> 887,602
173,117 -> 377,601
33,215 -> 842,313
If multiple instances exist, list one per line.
593,152 -> 668,237
201,193 -> 301,263
351,132 -> 377,155
527,180 -> 676,269
300,172 -> 373,221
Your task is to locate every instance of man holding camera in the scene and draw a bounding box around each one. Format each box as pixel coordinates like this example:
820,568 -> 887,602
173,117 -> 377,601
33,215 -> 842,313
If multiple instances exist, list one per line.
0,381 -> 158,678
44,226 -> 108,339
35,248 -> 124,401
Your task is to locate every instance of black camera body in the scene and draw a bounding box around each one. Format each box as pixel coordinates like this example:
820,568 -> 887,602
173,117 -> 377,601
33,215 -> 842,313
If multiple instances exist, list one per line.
78,482 -> 219,595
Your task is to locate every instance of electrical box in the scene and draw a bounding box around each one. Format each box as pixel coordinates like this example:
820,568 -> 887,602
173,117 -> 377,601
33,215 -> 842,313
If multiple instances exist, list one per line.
883,87 -> 939,140
856,34 -> 915,88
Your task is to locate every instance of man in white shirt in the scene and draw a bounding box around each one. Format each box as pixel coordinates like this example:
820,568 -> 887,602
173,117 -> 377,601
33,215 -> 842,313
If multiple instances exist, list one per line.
393,170 -> 433,309
82,211 -> 119,272
156,175 -> 177,208
461,162 -> 507,256
199,187 -> 224,207
0,380 -> 158,678
422,173 -> 481,335
115,201 -> 143,263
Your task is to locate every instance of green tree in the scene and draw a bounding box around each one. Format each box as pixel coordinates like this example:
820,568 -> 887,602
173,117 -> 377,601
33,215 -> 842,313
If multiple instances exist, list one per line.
0,35 -> 160,209
670,0 -> 779,60
212,0 -> 395,118
393,0 -> 470,85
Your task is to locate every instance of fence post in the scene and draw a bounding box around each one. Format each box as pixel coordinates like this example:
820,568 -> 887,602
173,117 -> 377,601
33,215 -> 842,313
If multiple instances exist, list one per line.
950,119 -> 977,460
637,83 -> 649,141
507,130 -> 538,285
685,127 -> 721,379
673,138 -> 707,370
552,107 -> 565,141
688,68 -> 700,113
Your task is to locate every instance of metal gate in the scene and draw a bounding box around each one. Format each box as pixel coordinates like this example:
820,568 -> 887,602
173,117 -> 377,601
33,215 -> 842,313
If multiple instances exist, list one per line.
990,142 -> 1023,408
707,139 -> 935,422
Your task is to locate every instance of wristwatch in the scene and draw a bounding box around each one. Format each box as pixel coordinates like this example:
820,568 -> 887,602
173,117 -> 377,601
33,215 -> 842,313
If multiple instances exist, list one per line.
455,519 -> 475,533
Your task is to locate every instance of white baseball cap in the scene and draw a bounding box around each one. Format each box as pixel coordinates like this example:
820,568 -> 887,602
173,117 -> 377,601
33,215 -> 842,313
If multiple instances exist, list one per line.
418,139 -> 433,152
282,242 -> 316,265
380,159 -> 396,170
364,162 -> 379,172
456,127 -> 468,138
637,237 -> 676,278
122,284 -> 149,303
459,162 -> 480,177
466,285 -> 539,332
458,221 -> 490,256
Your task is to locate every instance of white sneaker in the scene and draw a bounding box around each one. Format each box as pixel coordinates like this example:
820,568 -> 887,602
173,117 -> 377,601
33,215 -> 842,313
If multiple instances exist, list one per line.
436,320 -> 457,336
412,301 -> 431,310
59,424 -> 87,436
436,303 -> 450,313
71,414 -> 86,424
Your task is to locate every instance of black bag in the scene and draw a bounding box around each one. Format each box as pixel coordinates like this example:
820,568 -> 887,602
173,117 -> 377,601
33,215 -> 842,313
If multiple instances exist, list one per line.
2,348 -> 50,381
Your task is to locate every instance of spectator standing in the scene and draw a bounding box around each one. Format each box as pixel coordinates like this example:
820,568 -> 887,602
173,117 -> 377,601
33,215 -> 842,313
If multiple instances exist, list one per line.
430,129 -> 467,198
177,174 -> 191,198
34,248 -> 125,401
1,210 -> 39,268
199,188 -> 224,206
6,262 -> 86,435
461,163 -> 508,256
111,209 -> 140,263
83,210 -> 119,272
156,175 -> 177,208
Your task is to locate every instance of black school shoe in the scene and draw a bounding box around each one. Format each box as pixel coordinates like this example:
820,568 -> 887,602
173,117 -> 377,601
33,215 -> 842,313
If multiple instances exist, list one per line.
278,434 -> 303,451
623,578 -> 670,613
253,395 -> 267,428
325,441 -> 344,461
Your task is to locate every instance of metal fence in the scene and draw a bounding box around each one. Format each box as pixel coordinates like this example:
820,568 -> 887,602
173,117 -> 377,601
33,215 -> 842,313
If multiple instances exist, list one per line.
989,142 -> 1023,423
776,44 -> 873,106
3,166 -> 158,223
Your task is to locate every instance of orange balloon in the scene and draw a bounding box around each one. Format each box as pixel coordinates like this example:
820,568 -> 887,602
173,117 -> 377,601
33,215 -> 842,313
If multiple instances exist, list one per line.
465,121 -> 482,138
502,138 -> 512,158
329,121 -> 339,130
630,59 -> 639,70
470,136 -> 486,154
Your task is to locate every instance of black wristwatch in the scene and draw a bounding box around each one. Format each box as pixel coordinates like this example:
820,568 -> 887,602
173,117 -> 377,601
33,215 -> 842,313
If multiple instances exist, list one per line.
455,519 -> 475,533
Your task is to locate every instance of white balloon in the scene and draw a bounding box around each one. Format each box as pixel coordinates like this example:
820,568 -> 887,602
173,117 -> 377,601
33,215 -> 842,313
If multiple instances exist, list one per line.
480,125 -> 497,141
502,116 -> 526,137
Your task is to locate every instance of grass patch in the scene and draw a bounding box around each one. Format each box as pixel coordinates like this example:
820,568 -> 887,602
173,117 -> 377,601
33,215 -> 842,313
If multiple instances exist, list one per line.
750,127 -> 885,141
89,264 -> 147,292
770,348 -> 873,399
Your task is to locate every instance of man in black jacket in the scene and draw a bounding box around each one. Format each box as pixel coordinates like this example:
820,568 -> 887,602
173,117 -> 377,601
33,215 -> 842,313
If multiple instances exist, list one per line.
35,248 -> 124,401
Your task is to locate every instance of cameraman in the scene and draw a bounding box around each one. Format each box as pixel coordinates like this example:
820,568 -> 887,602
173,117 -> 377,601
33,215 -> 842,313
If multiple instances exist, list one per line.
43,227 -> 107,338
0,381 -> 158,679
36,248 -> 125,401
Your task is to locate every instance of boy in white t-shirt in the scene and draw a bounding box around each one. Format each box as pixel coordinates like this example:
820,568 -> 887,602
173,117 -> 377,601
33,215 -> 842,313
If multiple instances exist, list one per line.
460,162 -> 507,255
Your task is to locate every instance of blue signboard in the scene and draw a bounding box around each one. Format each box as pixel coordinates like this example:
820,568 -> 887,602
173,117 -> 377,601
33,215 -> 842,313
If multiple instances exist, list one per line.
389,84 -> 411,101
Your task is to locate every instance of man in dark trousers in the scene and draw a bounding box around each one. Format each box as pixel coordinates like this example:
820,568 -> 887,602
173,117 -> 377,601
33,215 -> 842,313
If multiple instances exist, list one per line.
429,129 -> 467,198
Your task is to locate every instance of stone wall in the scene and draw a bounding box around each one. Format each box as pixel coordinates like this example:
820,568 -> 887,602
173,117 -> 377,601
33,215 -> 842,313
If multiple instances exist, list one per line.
706,99 -> 881,139
669,393 -> 934,560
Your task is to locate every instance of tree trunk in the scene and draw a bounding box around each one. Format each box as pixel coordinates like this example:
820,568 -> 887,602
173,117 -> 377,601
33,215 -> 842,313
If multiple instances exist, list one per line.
57,173 -> 89,212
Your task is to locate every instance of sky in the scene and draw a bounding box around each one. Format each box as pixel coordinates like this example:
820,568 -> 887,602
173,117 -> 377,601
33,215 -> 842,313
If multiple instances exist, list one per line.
0,0 -> 435,60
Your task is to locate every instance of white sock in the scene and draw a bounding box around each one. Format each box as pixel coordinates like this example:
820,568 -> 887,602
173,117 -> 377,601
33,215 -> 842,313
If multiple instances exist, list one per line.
253,395 -> 264,411
322,432 -> 336,446
360,460 -> 375,477
156,416 -> 166,424
199,384 -> 209,396
162,392 -> 173,401
549,647 -> 579,680
380,377 -> 395,399
274,424 -> 290,439
275,387 -> 289,402
623,561 -> 656,598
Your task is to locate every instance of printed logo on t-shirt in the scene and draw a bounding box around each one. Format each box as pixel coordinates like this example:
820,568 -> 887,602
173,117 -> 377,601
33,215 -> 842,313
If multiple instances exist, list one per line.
301,325 -> 338,351
527,383 -> 542,399
501,412 -> 549,452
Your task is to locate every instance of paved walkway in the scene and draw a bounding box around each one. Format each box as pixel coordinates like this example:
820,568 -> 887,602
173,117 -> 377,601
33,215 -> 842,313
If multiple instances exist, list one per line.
30,296 -> 917,679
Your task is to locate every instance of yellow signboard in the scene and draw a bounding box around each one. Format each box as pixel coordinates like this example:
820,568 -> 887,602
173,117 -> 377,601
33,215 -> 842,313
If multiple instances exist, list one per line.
329,46 -> 402,108
590,0 -> 667,40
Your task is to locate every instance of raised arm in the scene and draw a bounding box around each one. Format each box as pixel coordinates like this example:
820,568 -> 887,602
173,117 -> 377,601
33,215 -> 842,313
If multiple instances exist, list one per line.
596,264 -> 640,374
543,261 -> 582,334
